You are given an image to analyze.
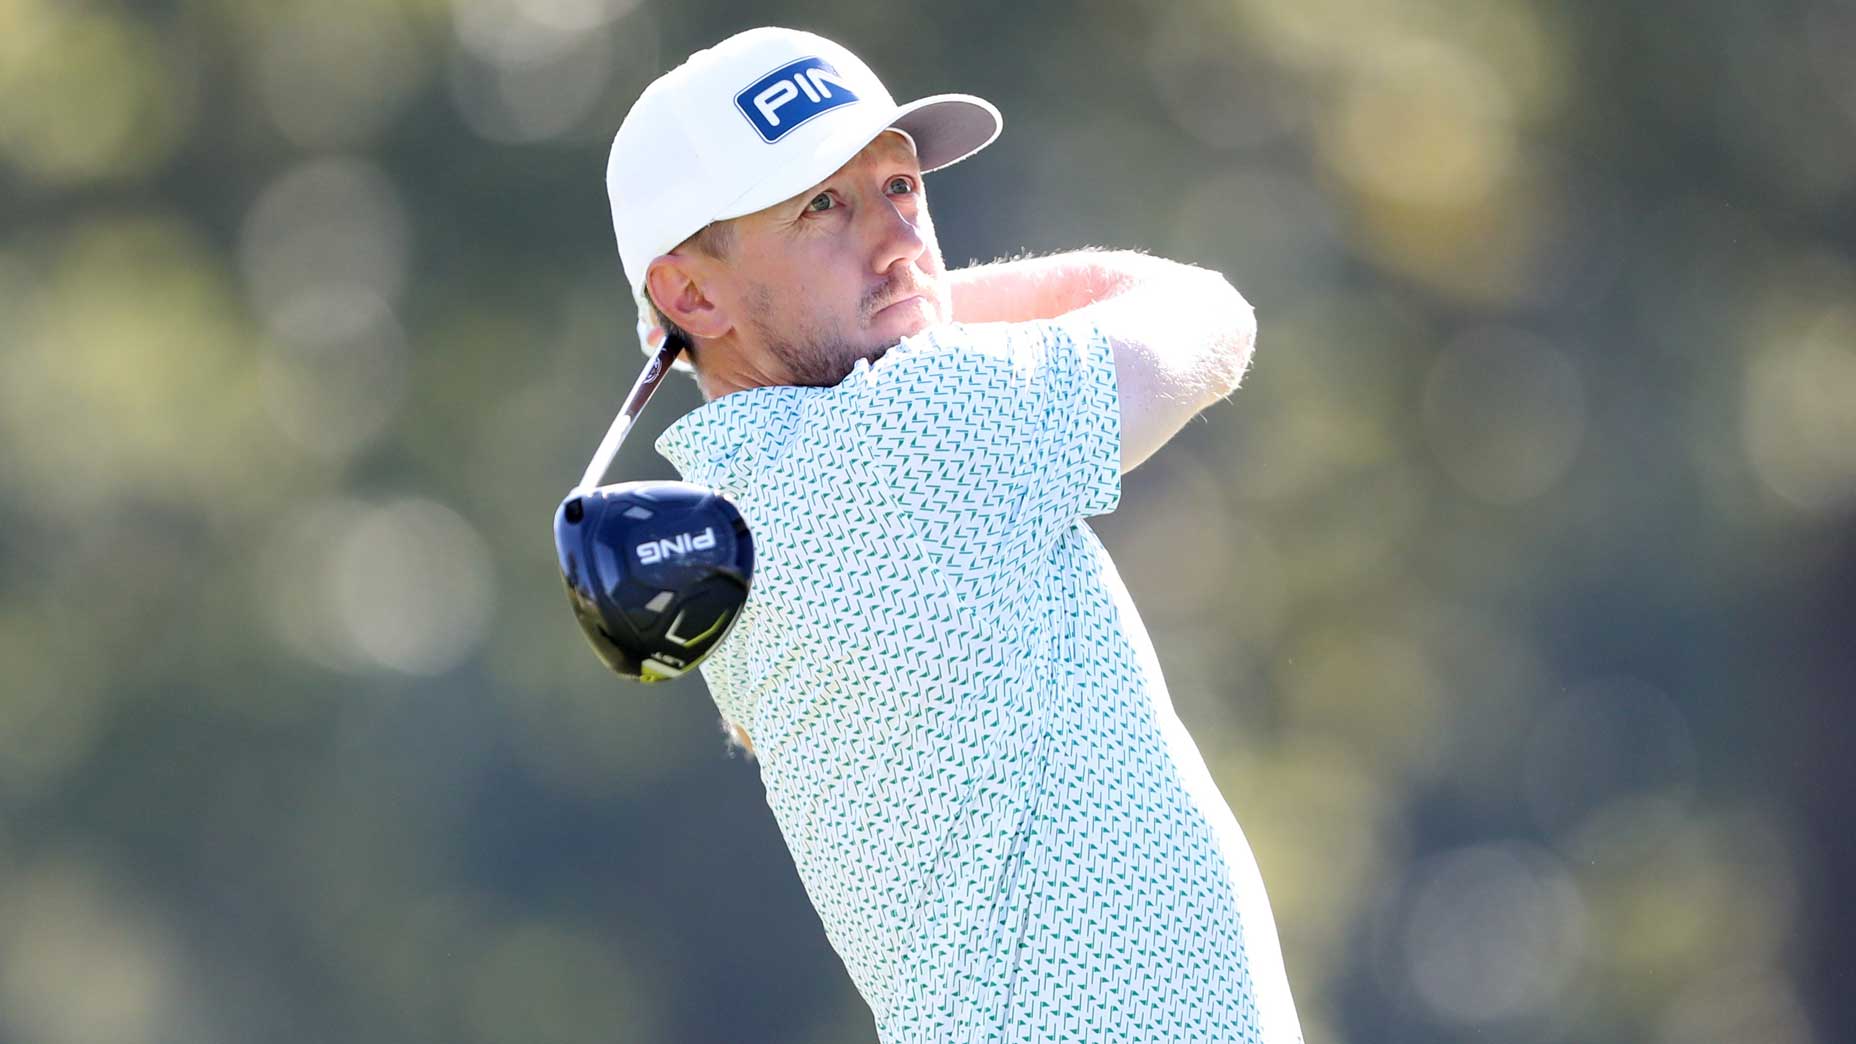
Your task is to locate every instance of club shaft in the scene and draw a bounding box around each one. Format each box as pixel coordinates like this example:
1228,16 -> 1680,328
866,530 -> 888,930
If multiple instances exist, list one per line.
576,336 -> 684,491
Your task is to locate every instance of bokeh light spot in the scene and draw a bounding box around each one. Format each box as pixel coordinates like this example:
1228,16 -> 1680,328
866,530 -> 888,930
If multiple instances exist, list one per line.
1423,328 -> 1586,504
240,157 -> 412,339
0,856 -> 186,1044
330,499 -> 496,675
253,0 -> 428,149
0,7 -> 193,184
1401,842 -> 1587,1024
1522,677 -> 1698,840
259,498 -> 495,676
5,215 -> 264,517
1742,304 -> 1856,515
256,291 -> 408,462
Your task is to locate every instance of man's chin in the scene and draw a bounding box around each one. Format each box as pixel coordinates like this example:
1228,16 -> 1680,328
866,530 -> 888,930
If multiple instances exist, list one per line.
834,304 -> 947,378
856,319 -> 943,367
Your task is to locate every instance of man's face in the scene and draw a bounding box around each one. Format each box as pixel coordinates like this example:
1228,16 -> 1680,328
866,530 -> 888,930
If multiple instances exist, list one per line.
704,131 -> 950,387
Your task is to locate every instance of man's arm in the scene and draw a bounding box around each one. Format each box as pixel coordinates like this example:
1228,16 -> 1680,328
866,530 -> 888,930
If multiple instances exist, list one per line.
948,250 -> 1255,474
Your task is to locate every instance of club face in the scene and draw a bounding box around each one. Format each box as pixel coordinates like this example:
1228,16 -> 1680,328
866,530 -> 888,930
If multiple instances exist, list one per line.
553,481 -> 754,682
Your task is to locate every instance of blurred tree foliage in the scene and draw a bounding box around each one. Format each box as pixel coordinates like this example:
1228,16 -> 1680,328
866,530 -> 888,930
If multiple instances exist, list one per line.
2,0 -> 1851,1041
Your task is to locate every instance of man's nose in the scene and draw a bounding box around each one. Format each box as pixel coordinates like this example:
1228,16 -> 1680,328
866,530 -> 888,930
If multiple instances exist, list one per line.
866,197 -> 925,274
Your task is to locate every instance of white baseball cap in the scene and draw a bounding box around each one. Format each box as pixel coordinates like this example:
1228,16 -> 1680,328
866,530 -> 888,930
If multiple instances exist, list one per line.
607,26 -> 1002,365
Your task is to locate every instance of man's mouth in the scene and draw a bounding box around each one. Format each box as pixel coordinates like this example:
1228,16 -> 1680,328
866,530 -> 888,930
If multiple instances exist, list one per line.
873,294 -> 923,317
866,274 -> 930,320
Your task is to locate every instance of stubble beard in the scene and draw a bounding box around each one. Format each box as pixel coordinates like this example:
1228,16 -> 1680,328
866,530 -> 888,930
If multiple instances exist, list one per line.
749,297 -> 865,387
747,270 -> 943,388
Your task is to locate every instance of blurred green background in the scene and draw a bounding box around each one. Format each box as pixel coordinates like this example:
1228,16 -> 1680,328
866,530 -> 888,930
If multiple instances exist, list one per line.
3,0 -> 1851,1041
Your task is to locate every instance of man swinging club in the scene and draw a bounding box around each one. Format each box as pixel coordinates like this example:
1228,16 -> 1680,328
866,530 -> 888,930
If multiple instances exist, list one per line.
596,25 -> 1303,1043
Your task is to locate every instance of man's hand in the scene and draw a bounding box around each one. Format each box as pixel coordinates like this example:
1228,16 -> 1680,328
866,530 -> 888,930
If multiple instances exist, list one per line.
948,250 -> 1255,474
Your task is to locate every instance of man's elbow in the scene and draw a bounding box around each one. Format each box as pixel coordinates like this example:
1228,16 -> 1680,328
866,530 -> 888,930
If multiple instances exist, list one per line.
1200,273 -> 1255,398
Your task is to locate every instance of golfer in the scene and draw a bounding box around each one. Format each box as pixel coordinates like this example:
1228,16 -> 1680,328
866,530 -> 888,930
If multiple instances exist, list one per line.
607,26 -> 1303,1043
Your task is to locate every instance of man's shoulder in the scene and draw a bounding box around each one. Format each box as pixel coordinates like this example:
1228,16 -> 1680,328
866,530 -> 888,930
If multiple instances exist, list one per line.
653,382 -> 817,486
849,317 -> 1103,399
660,317 -> 1109,490
878,317 -> 1096,365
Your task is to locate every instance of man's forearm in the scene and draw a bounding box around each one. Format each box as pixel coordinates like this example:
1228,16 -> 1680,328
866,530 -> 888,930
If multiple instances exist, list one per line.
948,249 -> 1172,324
949,248 -> 1255,474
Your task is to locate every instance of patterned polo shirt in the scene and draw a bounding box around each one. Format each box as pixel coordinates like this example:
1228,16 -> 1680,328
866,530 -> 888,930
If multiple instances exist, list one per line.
655,318 -> 1302,1043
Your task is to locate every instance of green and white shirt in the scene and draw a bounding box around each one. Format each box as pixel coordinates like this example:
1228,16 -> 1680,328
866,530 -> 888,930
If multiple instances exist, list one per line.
656,318 -> 1302,1043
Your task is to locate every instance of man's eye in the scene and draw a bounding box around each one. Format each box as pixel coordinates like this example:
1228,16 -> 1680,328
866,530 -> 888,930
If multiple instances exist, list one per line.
887,177 -> 915,195
806,193 -> 835,213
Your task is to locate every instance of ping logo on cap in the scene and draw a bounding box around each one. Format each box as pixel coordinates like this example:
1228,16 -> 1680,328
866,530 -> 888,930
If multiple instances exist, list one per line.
735,57 -> 860,143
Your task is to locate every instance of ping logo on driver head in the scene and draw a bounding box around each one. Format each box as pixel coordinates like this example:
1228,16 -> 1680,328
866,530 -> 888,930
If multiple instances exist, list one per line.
636,527 -> 717,565
735,57 -> 860,143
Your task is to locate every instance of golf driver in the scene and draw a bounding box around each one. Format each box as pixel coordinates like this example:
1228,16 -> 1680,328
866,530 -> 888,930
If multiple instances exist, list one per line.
552,333 -> 754,682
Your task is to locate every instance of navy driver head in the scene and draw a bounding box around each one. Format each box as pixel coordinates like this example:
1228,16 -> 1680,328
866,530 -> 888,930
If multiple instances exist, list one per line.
554,481 -> 752,683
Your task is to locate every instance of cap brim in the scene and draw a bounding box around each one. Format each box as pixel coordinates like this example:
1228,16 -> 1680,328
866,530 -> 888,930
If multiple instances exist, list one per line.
891,94 -> 1002,173
713,93 -> 1003,223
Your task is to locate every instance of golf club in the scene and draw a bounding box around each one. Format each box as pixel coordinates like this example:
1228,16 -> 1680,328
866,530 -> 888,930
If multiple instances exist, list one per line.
552,333 -> 754,682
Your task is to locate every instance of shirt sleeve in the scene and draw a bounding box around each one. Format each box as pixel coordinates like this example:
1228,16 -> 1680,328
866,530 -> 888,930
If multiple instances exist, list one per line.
837,316 -> 1122,576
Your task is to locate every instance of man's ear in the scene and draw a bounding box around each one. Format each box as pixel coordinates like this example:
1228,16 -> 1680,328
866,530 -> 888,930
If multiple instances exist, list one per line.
645,256 -> 730,340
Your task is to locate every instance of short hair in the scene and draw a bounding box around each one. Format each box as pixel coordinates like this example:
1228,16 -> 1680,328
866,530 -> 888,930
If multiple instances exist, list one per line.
643,220 -> 737,365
